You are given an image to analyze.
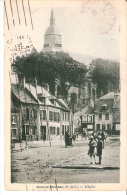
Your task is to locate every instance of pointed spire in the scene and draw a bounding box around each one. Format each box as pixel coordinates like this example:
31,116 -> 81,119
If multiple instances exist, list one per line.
50,8 -> 55,25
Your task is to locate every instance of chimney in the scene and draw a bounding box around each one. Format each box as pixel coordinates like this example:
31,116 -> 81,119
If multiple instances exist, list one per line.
114,93 -> 119,102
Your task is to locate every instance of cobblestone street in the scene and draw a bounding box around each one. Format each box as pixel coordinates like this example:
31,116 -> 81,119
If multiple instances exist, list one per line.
11,136 -> 120,184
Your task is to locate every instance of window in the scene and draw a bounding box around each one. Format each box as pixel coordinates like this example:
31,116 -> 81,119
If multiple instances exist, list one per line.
49,111 -> 53,121
54,112 -> 57,121
105,113 -> 109,120
65,113 -> 66,121
31,109 -> 37,118
12,129 -> 16,136
53,127 -> 55,135
107,124 -> 111,131
40,110 -> 46,120
26,108 -> 30,120
83,116 -> 87,122
41,97 -> 46,104
96,124 -> 100,130
44,44 -> 49,47
67,113 -> 69,121
57,127 -> 59,135
26,126 -> 29,135
50,127 -> 56,135
102,124 -> 105,131
89,116 -> 92,122
11,114 -> 17,124
99,113 -> 102,120
55,43 -> 62,47
58,113 -> 60,121
67,126 -> 69,131
63,113 -> 64,120
50,99 -> 56,105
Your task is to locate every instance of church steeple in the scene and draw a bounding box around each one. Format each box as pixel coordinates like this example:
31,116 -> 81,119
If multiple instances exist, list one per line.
50,9 -> 55,26
43,9 -> 62,52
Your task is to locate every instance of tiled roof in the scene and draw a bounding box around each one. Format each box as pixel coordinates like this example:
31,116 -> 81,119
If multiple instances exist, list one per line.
94,99 -> 114,113
12,84 -> 38,104
94,92 -> 120,113
25,84 -> 63,108
57,98 -> 69,109
25,84 -> 54,106
96,92 -> 115,100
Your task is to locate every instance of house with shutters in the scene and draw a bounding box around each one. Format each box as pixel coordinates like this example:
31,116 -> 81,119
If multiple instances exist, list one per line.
11,81 -> 73,142
79,92 -> 120,134
94,92 -> 120,133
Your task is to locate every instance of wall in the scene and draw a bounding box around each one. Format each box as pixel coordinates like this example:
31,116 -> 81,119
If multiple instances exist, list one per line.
95,113 -> 113,131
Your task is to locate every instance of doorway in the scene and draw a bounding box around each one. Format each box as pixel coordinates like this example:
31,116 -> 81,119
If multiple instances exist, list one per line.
40,126 -> 46,141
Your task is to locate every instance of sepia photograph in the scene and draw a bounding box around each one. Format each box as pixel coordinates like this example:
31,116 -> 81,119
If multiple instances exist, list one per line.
4,0 -> 127,191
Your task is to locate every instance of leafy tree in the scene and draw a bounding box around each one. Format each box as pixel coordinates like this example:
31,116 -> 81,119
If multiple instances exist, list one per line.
12,51 -> 88,96
88,58 -> 120,97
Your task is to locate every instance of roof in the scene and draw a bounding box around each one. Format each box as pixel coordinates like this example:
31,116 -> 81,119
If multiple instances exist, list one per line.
94,99 -> 114,113
45,9 -> 61,35
96,92 -> 115,100
45,26 -> 61,36
12,84 -> 38,104
57,98 -> 69,109
25,84 -> 63,109
94,92 -> 120,113
25,84 -> 54,106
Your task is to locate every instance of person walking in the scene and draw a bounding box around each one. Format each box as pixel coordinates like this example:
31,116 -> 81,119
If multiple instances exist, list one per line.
88,135 -> 97,164
96,135 -> 103,165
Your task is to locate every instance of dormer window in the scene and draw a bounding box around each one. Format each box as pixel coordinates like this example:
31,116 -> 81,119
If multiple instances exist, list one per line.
38,95 -> 46,104
50,99 -> 56,106
101,104 -> 107,111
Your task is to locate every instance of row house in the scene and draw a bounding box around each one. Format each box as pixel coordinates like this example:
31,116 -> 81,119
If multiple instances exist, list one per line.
11,82 -> 73,142
80,92 -> 120,134
94,92 -> 120,133
80,105 -> 95,131
11,84 -> 39,141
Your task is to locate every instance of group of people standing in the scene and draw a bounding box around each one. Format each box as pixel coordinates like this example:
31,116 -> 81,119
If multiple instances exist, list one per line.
64,129 -> 107,165
88,130 -> 107,165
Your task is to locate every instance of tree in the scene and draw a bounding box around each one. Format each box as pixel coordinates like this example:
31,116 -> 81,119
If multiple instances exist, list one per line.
12,51 -> 88,96
88,58 -> 120,97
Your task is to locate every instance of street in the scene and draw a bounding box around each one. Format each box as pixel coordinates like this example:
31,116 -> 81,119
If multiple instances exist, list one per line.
11,136 -> 120,184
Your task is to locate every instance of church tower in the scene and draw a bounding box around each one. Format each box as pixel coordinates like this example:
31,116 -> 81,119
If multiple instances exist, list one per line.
43,9 -> 62,52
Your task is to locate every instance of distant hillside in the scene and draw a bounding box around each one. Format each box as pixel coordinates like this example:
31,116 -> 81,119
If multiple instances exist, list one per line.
69,52 -> 119,66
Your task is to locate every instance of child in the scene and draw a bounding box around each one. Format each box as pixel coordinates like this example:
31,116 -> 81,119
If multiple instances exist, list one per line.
96,135 -> 103,164
88,135 -> 97,164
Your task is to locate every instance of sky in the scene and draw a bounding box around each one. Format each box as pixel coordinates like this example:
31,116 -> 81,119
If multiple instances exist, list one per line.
4,0 -> 121,61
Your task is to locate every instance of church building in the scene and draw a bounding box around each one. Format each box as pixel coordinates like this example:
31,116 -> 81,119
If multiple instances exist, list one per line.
43,9 -> 62,52
43,9 -> 97,113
